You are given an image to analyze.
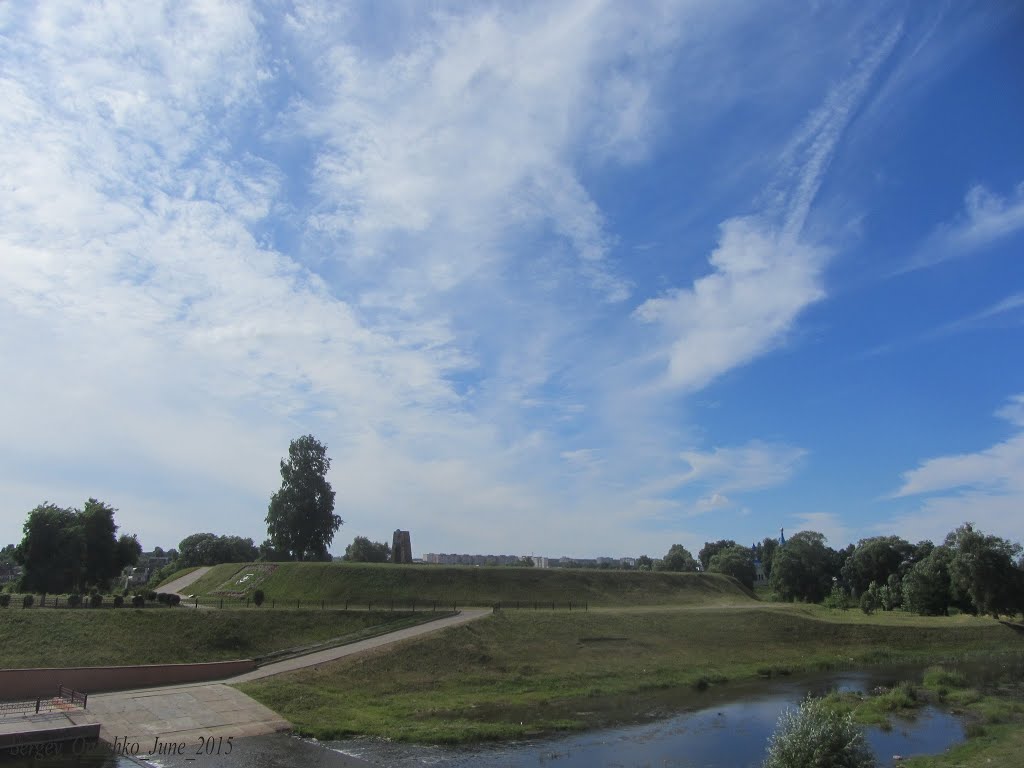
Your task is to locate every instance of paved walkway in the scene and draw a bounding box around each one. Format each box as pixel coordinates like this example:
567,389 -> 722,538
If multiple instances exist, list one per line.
161,566 -> 211,597
56,608 -> 491,750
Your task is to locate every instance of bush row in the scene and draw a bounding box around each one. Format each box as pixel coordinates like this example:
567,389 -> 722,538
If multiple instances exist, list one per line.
0,592 -> 182,608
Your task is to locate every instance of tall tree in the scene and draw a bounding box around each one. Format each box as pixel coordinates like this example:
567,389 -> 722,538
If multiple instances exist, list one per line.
708,545 -> 756,590
698,539 -> 738,571
945,523 -> 1022,617
840,536 -> 914,597
769,531 -> 833,603
16,500 -> 137,593
266,435 -> 342,561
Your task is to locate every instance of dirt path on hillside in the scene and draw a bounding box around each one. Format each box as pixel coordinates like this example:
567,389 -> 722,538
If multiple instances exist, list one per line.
161,566 -> 211,596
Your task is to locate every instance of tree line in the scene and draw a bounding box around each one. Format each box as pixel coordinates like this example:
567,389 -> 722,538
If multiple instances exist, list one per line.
649,523 -> 1024,618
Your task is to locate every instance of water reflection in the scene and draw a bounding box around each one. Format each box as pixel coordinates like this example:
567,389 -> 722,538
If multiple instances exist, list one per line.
4,667 -> 973,768
330,670 -> 965,768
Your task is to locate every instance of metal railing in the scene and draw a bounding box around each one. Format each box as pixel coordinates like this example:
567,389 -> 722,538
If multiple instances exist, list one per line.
0,684 -> 87,718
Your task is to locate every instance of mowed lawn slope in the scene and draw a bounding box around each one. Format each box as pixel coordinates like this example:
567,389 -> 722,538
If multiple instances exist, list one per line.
239,606 -> 1024,743
187,561 -> 756,606
0,609 -> 430,668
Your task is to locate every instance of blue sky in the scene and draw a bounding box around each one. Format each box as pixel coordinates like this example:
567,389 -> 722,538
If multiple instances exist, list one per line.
2,1 -> 1023,560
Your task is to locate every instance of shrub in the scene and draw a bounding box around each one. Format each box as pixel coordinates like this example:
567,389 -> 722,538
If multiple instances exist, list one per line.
23,594 -> 34,608
132,594 -> 145,608
113,595 -> 125,608
0,594 -> 9,608
156,592 -> 170,605
763,695 -> 875,768
823,583 -> 850,610
145,590 -> 157,601
253,589 -> 265,607
90,593 -> 103,609
169,593 -> 181,607
67,593 -> 82,608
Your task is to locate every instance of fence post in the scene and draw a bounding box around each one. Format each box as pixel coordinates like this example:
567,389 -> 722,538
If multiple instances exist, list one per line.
432,601 -> 436,612
35,698 -> 40,714
345,600 -> 349,611
412,600 -> 416,612
390,600 -> 394,611
551,601 -> 555,610
569,601 -> 572,611
273,600 -> 276,609
297,599 -> 301,609
82,693 -> 87,709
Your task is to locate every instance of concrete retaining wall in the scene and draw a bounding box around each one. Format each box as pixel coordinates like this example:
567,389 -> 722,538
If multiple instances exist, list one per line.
0,660 -> 256,700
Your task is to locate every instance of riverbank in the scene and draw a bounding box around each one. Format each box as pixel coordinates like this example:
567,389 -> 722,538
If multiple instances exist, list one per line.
237,605 -> 1024,743
820,660 -> 1024,767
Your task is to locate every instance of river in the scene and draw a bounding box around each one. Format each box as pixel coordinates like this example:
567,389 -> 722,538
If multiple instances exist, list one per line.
3,666 -> 972,768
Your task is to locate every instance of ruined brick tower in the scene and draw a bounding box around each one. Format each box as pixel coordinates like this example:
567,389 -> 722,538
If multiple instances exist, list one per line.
392,530 -> 412,564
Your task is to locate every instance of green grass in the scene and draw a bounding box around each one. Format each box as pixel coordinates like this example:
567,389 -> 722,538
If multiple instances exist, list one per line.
185,561 -> 756,606
0,608 -> 438,668
238,604 -> 1024,743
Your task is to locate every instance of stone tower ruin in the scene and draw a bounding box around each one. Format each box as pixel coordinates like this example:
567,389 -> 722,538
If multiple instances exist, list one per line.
392,529 -> 412,564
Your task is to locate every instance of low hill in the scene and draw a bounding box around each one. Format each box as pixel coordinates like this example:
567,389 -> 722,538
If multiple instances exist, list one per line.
183,561 -> 756,607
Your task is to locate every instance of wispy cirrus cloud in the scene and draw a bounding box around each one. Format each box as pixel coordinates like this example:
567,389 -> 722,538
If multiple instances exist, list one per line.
903,182 -> 1024,272
633,24 -> 902,392
887,394 -> 1024,544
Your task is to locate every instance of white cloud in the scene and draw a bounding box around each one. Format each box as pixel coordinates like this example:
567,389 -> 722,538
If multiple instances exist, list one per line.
888,394 -> 1024,545
634,219 -> 826,391
677,442 -> 807,495
634,24 -> 900,393
907,182 -> 1024,271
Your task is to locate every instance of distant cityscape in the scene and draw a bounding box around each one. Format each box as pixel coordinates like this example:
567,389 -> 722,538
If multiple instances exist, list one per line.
421,553 -> 638,569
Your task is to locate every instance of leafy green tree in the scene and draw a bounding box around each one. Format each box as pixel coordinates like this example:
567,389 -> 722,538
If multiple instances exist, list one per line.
758,537 -> 779,579
840,536 -> 914,597
636,555 -> 654,571
656,544 -> 698,572
764,695 -> 875,768
945,523 -> 1022,617
769,531 -> 834,603
0,544 -> 17,565
266,435 -> 342,561
16,503 -> 80,593
698,539 -> 738,571
344,536 -> 391,563
708,545 -> 756,589
79,499 -> 121,588
902,546 -> 953,616
177,533 -> 258,567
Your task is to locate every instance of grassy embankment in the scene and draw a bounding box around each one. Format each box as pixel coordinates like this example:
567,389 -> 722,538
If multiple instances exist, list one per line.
0,609 -> 440,668
238,603 -> 1024,743
184,560 -> 755,606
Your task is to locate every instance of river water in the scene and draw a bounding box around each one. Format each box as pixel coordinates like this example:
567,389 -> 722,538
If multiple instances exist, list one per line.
3,667 -> 970,768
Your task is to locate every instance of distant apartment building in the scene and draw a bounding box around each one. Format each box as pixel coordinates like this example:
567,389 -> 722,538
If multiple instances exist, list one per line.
422,553 -> 531,566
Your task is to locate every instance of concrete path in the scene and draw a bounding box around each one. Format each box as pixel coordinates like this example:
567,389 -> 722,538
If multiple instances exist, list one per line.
161,567 -> 211,596
53,608 -> 492,753
229,608 -> 490,682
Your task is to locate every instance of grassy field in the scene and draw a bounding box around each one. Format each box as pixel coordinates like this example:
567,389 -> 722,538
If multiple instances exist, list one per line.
0,608 -> 439,668
185,561 -> 756,606
237,604 -> 1024,743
